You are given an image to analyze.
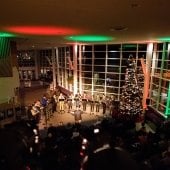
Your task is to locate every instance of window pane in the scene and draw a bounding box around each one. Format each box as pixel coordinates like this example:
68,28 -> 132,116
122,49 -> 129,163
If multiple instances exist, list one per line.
82,58 -> 92,65
122,44 -> 137,51
108,44 -> 121,51
108,52 -> 120,59
94,45 -> 106,51
108,59 -> 120,65
138,44 -> 147,51
94,58 -> 106,65
94,52 -> 106,59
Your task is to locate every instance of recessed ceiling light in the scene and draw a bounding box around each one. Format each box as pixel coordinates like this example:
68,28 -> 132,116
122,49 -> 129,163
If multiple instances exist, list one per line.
131,3 -> 140,8
110,26 -> 128,31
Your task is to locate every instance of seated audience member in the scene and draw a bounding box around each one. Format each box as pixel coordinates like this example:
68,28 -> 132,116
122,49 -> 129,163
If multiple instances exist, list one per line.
82,144 -> 139,170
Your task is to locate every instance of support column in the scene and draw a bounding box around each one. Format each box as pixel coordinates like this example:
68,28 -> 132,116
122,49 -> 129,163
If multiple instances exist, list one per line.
20,70 -> 23,80
34,50 -> 40,80
65,48 -> 68,90
56,47 -> 60,85
52,48 -> 57,89
92,45 -> 94,96
157,43 -> 168,110
73,44 -> 78,95
79,45 -> 82,94
142,43 -> 153,110
105,45 -> 108,95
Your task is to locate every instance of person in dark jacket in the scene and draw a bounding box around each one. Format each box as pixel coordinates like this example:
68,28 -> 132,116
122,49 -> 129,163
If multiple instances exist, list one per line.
74,107 -> 83,124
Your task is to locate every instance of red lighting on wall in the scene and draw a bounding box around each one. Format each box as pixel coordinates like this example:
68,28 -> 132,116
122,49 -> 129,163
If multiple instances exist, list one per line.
4,26 -> 81,35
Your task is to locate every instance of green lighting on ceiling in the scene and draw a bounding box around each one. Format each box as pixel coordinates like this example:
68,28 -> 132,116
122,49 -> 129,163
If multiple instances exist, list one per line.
157,37 -> 170,42
0,32 -> 16,37
65,35 -> 113,42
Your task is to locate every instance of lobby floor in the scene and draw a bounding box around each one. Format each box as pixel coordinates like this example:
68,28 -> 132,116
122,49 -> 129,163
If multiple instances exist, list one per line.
21,85 -> 107,129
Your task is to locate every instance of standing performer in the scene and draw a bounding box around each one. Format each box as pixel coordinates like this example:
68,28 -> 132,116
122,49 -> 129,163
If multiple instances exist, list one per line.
82,92 -> 88,111
74,93 -> 81,108
67,93 -> 74,112
95,93 -> 101,113
58,93 -> 65,113
53,93 -> 58,112
31,102 -> 41,124
90,95 -> 95,115
109,95 -> 115,115
101,94 -> 107,116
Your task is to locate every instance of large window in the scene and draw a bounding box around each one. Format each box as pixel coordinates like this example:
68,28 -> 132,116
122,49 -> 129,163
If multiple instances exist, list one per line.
150,43 -> 170,116
77,44 -> 145,100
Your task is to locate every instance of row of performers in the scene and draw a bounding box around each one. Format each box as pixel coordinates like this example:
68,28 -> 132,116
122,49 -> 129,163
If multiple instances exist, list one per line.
57,92 -> 115,114
29,92 -> 116,123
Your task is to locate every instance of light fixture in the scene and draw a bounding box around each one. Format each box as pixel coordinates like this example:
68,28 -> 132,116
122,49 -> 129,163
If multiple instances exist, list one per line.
0,32 -> 16,37
65,35 -> 113,42
110,26 -> 128,32
157,37 -> 170,41
4,26 -> 81,35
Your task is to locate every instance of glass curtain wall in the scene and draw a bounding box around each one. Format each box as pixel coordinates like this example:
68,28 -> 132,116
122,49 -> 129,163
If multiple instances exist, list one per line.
79,44 -> 146,100
150,42 -> 170,117
17,50 -> 36,80
39,49 -> 52,82
17,42 -> 170,117
57,42 -> 170,117
58,46 -> 73,91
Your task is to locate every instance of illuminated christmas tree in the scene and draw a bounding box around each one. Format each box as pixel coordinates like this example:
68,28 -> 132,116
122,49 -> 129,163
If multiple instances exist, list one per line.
119,55 -> 143,115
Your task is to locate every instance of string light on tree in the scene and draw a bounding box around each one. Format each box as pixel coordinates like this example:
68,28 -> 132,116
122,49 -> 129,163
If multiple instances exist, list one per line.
119,55 -> 143,115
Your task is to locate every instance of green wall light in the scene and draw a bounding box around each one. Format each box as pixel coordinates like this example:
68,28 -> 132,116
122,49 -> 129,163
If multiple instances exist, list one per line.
157,37 -> 170,42
122,44 -> 137,48
165,82 -> 170,117
65,35 -> 113,42
0,32 -> 16,37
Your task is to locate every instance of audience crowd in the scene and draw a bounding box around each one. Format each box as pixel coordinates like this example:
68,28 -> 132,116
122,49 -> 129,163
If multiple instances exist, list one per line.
1,87 -> 170,170
1,112 -> 170,170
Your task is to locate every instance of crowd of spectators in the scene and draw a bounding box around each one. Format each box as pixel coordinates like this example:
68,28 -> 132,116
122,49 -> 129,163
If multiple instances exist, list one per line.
40,114 -> 170,170
1,112 -> 169,170
1,83 -> 170,170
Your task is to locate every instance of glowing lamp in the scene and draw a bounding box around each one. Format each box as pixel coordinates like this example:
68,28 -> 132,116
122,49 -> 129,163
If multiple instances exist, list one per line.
4,26 -> 81,35
157,37 -> 170,42
65,35 -> 113,42
0,32 -> 16,37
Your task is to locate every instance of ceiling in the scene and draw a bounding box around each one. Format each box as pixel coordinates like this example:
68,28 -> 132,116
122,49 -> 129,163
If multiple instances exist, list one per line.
1,0 -> 170,50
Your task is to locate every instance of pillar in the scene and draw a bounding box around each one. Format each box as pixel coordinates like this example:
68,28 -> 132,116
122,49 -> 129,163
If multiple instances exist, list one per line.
73,44 -> 78,95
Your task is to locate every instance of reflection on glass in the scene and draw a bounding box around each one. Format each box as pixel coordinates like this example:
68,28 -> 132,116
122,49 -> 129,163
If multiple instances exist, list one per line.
108,52 -> 120,58
106,87 -> 118,94
94,85 -> 104,92
107,59 -> 120,65
108,44 -> 121,51
158,103 -> 165,113
83,78 -> 92,84
84,84 -> 92,91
